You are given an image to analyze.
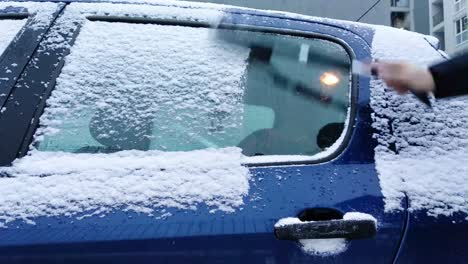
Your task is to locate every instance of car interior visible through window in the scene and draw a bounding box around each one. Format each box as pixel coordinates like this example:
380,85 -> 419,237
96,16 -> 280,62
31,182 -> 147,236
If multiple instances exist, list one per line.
35,20 -> 351,159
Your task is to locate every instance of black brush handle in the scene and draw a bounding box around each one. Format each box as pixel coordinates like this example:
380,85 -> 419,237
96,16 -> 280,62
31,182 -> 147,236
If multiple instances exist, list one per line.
411,91 -> 432,108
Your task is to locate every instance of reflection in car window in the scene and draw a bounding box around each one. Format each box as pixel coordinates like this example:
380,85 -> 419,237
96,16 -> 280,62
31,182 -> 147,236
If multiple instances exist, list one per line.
0,19 -> 26,57
36,21 -> 351,157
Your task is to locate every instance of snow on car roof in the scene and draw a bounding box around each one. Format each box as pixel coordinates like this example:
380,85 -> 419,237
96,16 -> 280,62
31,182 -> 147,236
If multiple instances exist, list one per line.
4,0 -> 376,36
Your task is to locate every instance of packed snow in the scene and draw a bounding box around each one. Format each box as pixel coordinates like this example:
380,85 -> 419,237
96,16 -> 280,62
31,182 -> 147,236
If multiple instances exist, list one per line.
343,212 -> 377,223
274,217 -> 303,227
0,148 -> 251,226
370,25 -> 468,217
0,20 -> 26,56
274,212 -> 376,256
300,238 -> 348,256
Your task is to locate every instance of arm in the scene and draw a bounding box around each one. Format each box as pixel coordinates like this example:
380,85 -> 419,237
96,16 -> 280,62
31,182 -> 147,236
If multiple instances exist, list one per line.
430,53 -> 468,99
372,54 -> 468,100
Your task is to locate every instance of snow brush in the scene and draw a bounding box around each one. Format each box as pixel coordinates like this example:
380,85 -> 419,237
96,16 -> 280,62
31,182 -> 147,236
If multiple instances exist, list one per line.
352,60 -> 432,108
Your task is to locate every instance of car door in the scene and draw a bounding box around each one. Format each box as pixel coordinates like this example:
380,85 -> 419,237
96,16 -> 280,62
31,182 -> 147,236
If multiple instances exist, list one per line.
0,2 -> 405,263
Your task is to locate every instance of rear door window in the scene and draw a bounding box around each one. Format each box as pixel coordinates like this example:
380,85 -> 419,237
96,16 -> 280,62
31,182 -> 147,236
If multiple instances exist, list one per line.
35,19 -> 351,162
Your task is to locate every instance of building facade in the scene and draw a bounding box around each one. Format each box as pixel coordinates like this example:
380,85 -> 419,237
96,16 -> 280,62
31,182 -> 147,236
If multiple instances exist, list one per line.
390,0 -> 430,34
430,0 -> 468,55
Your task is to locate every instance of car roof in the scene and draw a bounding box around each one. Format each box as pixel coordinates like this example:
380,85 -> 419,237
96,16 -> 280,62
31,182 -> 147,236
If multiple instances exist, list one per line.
4,0 -> 376,44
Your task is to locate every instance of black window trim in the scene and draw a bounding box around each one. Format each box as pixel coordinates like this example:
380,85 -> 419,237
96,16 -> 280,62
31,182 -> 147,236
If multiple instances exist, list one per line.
14,15 -> 358,168
0,4 -> 64,113
0,3 -> 65,166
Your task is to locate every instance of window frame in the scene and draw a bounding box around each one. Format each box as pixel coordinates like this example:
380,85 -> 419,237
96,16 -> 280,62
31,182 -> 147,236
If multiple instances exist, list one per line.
455,0 -> 467,13
0,12 -> 29,106
0,3 -> 64,124
455,15 -> 468,45
9,12 -> 358,168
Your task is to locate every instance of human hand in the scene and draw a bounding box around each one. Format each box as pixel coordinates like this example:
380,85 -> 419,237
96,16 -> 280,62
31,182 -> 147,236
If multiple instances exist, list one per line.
371,61 -> 436,95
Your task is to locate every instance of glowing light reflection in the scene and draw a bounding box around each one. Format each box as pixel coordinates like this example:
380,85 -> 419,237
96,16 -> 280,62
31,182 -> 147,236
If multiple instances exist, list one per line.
320,72 -> 340,87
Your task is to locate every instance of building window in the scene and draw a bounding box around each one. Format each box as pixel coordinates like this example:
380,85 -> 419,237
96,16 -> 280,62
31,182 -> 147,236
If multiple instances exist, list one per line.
455,0 -> 467,12
391,0 -> 410,8
455,16 -> 468,45
391,12 -> 411,30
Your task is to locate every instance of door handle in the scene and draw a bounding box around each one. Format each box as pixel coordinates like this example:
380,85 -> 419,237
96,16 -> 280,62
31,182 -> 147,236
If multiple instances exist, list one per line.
274,219 -> 377,240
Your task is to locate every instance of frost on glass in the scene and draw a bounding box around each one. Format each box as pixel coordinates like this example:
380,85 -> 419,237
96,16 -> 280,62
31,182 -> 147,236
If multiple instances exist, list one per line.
0,19 -> 26,56
37,21 -> 251,153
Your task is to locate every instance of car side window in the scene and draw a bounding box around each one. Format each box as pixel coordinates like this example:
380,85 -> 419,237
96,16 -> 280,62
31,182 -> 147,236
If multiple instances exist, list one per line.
34,20 -> 351,159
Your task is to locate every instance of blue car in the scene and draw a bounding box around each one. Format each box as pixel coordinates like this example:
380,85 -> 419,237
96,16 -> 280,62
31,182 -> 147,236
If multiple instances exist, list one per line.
0,1 -> 466,263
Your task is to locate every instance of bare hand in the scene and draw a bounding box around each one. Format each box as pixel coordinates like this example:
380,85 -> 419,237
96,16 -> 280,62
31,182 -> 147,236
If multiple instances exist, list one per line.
371,61 -> 436,95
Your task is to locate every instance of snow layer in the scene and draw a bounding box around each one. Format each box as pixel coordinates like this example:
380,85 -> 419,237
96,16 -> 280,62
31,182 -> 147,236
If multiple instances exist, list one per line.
43,1 -> 223,50
370,25 -> 468,217
0,19 -> 26,56
299,238 -> 348,256
274,217 -> 302,227
0,2 -> 58,30
0,148 -> 250,226
37,21 -> 249,152
343,212 -> 377,223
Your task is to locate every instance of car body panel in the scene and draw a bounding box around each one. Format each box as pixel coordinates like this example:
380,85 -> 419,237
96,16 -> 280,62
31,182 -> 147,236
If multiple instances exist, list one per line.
0,1 -> 418,263
394,204 -> 468,264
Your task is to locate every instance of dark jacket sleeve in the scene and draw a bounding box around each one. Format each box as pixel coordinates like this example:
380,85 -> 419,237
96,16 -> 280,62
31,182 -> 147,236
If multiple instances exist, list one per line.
429,53 -> 468,99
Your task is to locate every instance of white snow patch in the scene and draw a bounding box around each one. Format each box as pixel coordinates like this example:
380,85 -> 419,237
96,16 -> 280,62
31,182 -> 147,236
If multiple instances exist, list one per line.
0,148 -> 251,226
343,212 -> 377,223
0,19 -> 26,56
371,25 -> 468,217
274,217 -> 302,227
299,238 -> 348,256
275,216 -> 348,256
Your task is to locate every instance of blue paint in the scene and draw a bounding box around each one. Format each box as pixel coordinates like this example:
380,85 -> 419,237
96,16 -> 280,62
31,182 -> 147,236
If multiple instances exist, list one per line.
394,211 -> 468,263
5,1 -> 462,263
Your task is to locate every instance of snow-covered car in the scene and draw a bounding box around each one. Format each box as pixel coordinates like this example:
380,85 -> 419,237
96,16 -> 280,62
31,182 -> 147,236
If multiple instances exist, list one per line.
0,1 -> 467,263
